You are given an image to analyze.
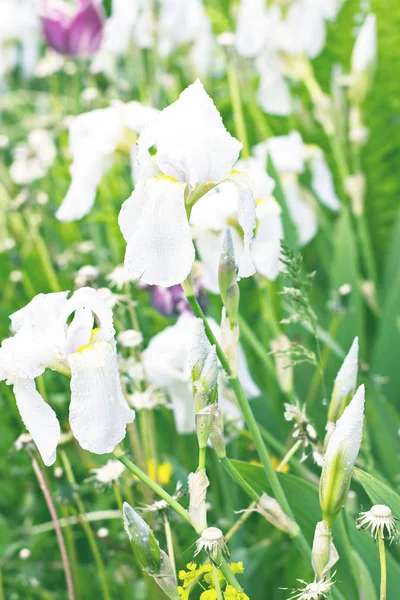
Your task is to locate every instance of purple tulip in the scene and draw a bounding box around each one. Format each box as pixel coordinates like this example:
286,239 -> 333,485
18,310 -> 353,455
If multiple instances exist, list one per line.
149,282 -> 207,317
41,0 -> 105,57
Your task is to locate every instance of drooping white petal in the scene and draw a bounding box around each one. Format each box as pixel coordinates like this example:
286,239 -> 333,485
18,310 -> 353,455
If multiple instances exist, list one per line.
68,341 -> 134,454
56,106 -> 122,222
309,153 -> 340,211
235,0 -> 268,57
281,174 -> 317,246
56,153 -> 112,222
124,177 -> 195,286
13,377 -> 60,466
351,14 -> 377,75
252,198 -> 283,280
227,170 -> 256,278
62,287 -> 116,343
137,80 -> 242,188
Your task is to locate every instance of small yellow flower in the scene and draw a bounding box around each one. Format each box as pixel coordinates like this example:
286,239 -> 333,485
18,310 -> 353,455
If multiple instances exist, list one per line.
200,590 -> 218,600
230,562 -> 245,575
224,585 -> 250,600
147,460 -> 173,485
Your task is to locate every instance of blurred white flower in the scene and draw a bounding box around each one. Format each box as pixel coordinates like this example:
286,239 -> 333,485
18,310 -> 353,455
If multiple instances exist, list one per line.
10,270 -> 23,283
74,265 -> 99,288
10,130 -> 56,185
0,287 -> 134,466
142,312 -> 259,434
117,329 -> 143,348
235,0 -> 342,116
34,50 -> 64,78
107,264 -> 137,290
119,80 -> 257,287
254,132 -> 340,246
127,387 -> 168,411
158,0 -> 213,77
0,0 -> 39,80
92,459 -> 125,484
351,14 -> 377,75
287,575 -> 335,600
19,548 -> 31,560
56,101 -> 159,222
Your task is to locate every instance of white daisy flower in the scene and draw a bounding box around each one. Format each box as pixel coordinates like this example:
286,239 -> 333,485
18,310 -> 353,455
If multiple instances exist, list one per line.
194,527 -> 228,561
287,575 -> 335,600
91,459 -> 125,485
357,505 -> 399,542
10,130 -> 56,185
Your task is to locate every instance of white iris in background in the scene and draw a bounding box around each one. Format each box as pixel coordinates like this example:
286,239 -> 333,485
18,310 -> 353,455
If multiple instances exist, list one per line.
56,101 -> 159,222
142,312 -> 259,434
0,287 -> 134,466
235,0 -> 345,116
10,130 -> 56,185
118,79 -> 257,287
191,155 -> 283,292
357,505 -> 399,542
254,131 -> 340,246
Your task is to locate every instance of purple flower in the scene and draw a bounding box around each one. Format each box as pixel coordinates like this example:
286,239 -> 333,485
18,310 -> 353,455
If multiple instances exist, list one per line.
149,283 -> 207,317
41,0 -> 105,57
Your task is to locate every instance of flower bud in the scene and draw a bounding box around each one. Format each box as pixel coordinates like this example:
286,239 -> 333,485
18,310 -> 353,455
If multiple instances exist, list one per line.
209,407 -> 226,459
257,493 -> 300,537
320,385 -> 365,527
188,469 -> 209,533
219,229 -> 240,326
312,520 -> 339,580
221,309 -> 239,376
327,337 -> 358,425
190,321 -> 218,412
350,14 -> 377,103
123,503 -> 180,600
195,404 -> 218,449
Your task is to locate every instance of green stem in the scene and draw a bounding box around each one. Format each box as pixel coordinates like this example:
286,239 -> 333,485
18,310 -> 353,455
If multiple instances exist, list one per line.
199,447 -> 207,471
212,564 -> 223,600
378,532 -> 387,600
113,448 -> 191,525
277,440 -> 302,473
238,316 -> 275,377
227,60 -> 249,159
220,558 -> 242,591
60,451 -> 111,600
225,501 -> 257,542
220,457 -> 260,503
185,292 -> 310,561
164,516 -> 176,577
355,213 -> 378,292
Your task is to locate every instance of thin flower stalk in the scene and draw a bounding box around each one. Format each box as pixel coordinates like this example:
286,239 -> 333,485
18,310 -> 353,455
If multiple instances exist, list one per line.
184,288 -> 310,560
31,456 -> 75,600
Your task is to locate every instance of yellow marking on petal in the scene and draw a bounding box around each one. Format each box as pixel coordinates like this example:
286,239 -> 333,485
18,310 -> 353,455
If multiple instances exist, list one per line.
155,174 -> 179,183
76,327 -> 101,354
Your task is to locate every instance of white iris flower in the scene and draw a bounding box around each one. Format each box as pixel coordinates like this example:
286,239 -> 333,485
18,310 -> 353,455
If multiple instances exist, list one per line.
119,79 -> 257,287
191,156 -> 283,292
142,312 -> 259,434
254,132 -> 340,246
56,101 -> 159,222
0,287 -> 134,466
